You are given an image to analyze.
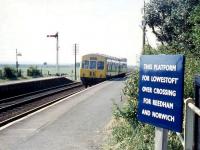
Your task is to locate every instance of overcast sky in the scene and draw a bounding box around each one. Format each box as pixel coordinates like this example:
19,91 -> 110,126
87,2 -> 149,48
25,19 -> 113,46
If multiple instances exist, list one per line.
0,0 -> 156,65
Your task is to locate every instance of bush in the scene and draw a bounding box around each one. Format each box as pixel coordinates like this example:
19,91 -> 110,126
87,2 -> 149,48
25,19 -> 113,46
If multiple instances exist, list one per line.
27,66 -> 42,77
184,54 -> 200,98
108,72 -> 154,150
17,69 -> 22,77
3,66 -> 17,79
104,118 -> 154,150
114,71 -> 139,126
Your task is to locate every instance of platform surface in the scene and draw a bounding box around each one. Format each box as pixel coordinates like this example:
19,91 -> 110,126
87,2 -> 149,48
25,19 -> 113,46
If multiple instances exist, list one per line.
0,76 -> 67,86
0,79 -> 125,150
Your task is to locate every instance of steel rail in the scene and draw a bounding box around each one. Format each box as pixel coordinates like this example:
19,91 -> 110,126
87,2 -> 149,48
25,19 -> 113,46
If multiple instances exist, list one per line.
0,82 -> 76,103
0,84 -> 85,127
0,82 -> 83,112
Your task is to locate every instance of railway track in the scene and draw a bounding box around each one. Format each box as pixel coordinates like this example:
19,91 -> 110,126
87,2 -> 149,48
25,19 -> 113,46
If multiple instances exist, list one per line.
0,82 -> 85,127
0,75 -> 130,127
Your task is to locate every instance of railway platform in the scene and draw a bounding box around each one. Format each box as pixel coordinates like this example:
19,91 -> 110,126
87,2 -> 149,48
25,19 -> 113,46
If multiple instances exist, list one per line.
0,76 -> 63,86
0,76 -> 73,99
0,78 -> 125,150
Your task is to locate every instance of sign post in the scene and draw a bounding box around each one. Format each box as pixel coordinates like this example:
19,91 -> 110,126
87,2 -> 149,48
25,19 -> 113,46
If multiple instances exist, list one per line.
155,127 -> 168,150
138,55 -> 185,149
47,32 -> 59,75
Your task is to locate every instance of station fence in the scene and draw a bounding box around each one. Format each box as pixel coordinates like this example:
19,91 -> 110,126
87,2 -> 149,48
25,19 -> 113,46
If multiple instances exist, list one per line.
178,98 -> 200,150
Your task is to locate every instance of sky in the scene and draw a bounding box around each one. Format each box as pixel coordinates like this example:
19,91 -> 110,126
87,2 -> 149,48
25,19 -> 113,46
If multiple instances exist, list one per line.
0,0 -> 156,65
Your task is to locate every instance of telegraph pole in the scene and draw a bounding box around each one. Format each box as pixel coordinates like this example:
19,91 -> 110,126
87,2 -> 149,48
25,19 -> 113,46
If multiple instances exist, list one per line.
74,43 -> 77,81
56,32 -> 59,75
142,0 -> 146,54
16,49 -> 18,73
16,49 -> 22,74
47,32 -> 59,75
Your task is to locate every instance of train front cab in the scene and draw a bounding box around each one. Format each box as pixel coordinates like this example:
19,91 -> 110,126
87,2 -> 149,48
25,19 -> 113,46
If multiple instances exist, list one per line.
80,55 -> 106,87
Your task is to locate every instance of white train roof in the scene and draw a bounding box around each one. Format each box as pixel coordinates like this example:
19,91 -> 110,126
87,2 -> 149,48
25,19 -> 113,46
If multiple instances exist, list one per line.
82,53 -> 127,62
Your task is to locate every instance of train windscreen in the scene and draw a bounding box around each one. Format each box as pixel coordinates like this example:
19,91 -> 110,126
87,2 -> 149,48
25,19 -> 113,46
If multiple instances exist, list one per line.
82,60 -> 89,69
90,61 -> 96,69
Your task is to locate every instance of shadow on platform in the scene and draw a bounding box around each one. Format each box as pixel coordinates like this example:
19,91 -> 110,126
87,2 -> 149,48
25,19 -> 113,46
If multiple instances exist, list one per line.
108,77 -> 127,81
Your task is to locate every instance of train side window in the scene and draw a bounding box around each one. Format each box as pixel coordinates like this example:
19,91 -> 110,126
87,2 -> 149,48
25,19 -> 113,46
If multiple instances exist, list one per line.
108,63 -> 111,71
90,60 -> 96,69
82,60 -> 89,69
97,61 -> 104,70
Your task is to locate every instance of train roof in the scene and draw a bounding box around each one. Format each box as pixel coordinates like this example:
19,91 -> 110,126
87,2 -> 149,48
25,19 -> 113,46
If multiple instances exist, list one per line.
82,53 -> 127,62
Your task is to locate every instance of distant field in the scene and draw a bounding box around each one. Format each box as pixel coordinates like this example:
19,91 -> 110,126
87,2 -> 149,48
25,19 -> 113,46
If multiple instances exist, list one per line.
0,64 -> 80,82
0,64 -> 135,83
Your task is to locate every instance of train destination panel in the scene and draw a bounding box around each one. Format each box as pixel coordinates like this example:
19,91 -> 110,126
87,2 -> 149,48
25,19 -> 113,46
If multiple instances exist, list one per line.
138,55 -> 185,132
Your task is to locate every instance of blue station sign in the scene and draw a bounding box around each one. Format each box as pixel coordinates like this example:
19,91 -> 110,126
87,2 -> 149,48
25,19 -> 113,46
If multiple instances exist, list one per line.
138,55 -> 185,132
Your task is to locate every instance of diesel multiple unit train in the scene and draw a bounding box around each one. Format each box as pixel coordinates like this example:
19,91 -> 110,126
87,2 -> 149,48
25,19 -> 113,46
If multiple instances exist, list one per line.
80,53 -> 127,87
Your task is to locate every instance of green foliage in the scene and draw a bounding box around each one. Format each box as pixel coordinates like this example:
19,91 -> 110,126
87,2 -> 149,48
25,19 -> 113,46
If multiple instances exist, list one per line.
105,72 -> 154,150
113,97 -> 139,129
27,66 -> 42,77
184,55 -> 200,98
145,0 -> 200,53
145,0 -> 176,44
168,132 -> 183,150
189,4 -> 200,56
3,66 -> 17,79
123,72 -> 139,99
114,72 -> 139,126
105,118 -> 154,150
17,69 -> 22,77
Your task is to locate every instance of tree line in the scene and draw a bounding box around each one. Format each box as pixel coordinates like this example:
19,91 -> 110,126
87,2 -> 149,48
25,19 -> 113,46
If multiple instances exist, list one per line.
145,0 -> 200,56
145,0 -> 200,98
0,66 -> 42,79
